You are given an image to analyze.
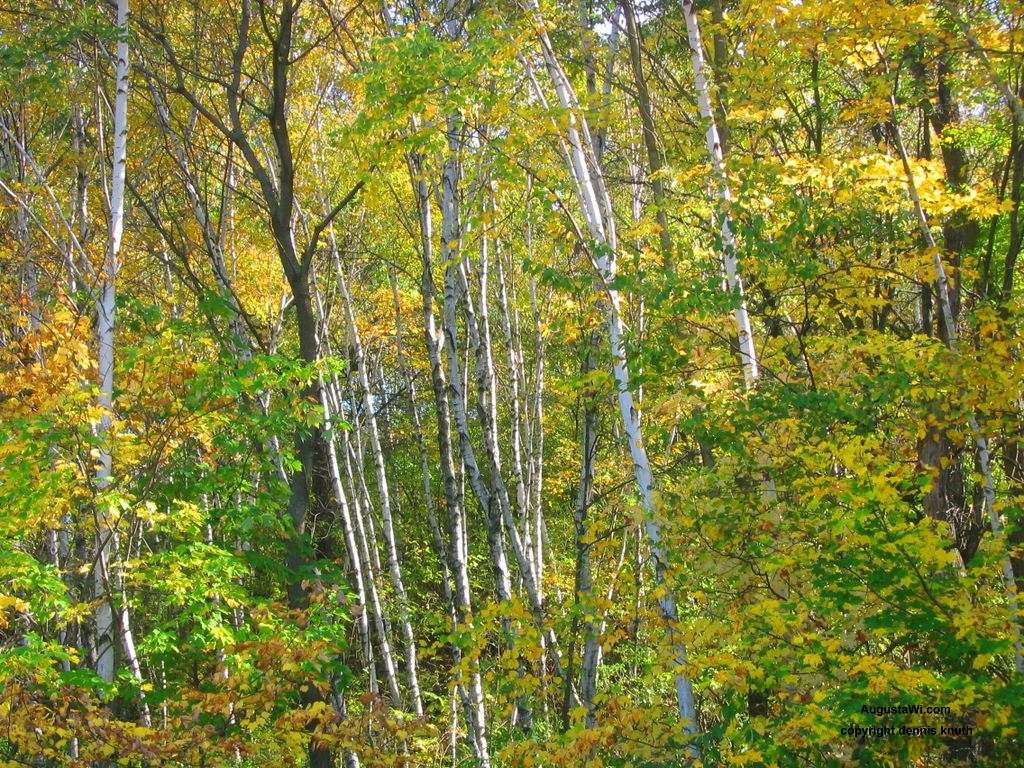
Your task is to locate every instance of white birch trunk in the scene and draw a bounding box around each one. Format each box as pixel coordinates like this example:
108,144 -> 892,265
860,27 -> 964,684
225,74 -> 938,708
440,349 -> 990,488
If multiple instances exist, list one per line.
885,98 -> 1024,674
445,181 -> 572,689
525,215 -> 546,594
335,254 -> 423,715
313,293 -> 377,696
340,423 -> 404,704
349,409 -> 385,578
682,0 -> 780,509
680,0 -> 759,388
93,0 -> 130,688
528,2 -> 700,740
412,140 -> 491,764
389,268 -> 456,607
390,265 -> 478,736
491,186 -> 539,592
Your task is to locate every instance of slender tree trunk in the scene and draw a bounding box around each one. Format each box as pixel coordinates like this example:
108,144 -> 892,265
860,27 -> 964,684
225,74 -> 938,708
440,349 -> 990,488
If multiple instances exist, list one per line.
341,417 -> 404,706
528,2 -> 700,742
445,183 -> 572,691
909,54 -> 984,562
70,101 -> 90,289
710,0 -> 730,155
148,85 -> 250,355
412,143 -> 491,765
491,196 -> 538,730
681,0 -> 759,388
527,268 -> 546,602
289,283 -> 345,768
944,2 -> 1024,127
621,0 -> 673,262
335,251 -> 423,715
390,268 -> 456,610
93,0 -> 132,691
314,292 -> 376,706
568,330 -> 600,726
491,186 -> 532,590
884,75 -> 1024,675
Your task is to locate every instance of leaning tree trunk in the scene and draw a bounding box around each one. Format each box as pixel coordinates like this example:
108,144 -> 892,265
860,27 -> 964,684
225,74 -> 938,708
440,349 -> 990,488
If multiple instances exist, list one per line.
528,0 -> 700,743
335,251 -> 423,715
412,141 -> 491,765
681,0 -> 759,388
883,67 -> 1024,675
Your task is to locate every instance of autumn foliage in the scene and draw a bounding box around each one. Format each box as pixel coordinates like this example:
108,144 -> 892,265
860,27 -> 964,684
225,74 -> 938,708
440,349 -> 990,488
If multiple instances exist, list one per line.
2,1 -> 1024,766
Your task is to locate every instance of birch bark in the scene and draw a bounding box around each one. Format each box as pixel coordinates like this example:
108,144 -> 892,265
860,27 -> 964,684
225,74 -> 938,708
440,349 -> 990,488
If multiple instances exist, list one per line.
411,143 -> 491,764
314,292 -> 377,699
443,156 -> 572,692
491,188 -> 533,587
394,267 -> 456,605
884,88 -> 1024,675
93,0 -> 132,688
528,1 -> 699,739
680,0 -> 758,388
341,418 -> 404,705
334,250 -> 423,714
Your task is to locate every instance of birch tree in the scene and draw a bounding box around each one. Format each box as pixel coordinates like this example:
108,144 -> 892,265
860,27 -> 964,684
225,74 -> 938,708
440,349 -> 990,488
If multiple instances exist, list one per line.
680,0 -> 759,388
527,0 -> 699,740
93,0 -> 135,693
882,54 -> 1024,675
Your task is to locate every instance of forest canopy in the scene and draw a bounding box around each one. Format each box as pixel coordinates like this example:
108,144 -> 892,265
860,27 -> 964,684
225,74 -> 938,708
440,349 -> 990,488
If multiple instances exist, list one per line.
2,0 -> 1024,765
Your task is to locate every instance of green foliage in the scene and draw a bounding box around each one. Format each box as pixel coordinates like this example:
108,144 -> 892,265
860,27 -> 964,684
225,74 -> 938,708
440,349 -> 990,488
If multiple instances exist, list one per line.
4,0 -> 1024,765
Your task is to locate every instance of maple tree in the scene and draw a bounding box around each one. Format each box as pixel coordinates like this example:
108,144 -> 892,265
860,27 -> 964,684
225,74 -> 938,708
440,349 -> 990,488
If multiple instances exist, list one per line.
2,0 -> 1024,766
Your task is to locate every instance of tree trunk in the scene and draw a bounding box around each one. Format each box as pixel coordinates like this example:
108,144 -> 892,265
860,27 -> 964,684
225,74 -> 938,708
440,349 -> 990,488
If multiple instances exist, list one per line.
93,0 -> 132,691
571,330 -> 600,727
681,0 -> 759,388
884,77 -> 1024,675
314,291 -> 377,703
335,251 -> 423,715
621,0 -> 673,262
412,143 -> 491,765
529,1 -> 700,742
